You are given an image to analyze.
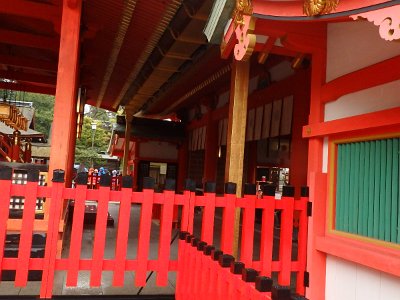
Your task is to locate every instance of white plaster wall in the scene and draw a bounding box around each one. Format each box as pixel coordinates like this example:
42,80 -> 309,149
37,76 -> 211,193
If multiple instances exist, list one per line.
138,141 -> 178,161
327,21 -> 400,82
326,255 -> 400,300
324,80 -> 400,122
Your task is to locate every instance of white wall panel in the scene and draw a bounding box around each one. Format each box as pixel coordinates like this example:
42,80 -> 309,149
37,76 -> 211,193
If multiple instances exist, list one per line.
324,80 -> 400,121
326,255 -> 400,300
327,21 -> 400,82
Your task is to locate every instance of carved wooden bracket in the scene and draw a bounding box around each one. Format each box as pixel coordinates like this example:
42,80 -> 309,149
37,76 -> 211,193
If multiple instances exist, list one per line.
351,5 -> 400,41
234,15 -> 256,61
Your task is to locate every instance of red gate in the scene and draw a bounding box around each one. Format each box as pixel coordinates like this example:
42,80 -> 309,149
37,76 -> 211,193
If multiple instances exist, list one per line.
0,167 -> 309,299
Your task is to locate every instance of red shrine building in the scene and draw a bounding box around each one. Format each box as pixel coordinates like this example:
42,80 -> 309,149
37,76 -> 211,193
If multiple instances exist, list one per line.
0,0 -> 399,299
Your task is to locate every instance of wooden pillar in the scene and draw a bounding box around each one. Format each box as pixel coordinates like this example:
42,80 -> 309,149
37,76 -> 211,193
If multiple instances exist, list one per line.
122,113 -> 133,176
203,112 -> 219,182
48,0 -> 81,180
225,59 -> 250,257
306,43 -> 327,299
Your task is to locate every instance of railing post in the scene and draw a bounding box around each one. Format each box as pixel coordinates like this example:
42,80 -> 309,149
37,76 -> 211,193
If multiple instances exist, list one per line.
113,175 -> 133,286
0,167 -> 12,282
135,177 -> 155,286
221,182 -> 236,254
181,179 -> 195,232
199,245 -> 215,300
229,261 -> 245,299
241,183 -> 256,266
90,174 -> 112,286
296,186 -> 309,295
207,248 -> 223,299
217,254 -> 235,299
157,178 -> 176,286
176,231 -> 190,300
193,241 -> 207,297
255,276 -> 273,300
278,186 -> 295,286
15,169 -> 39,286
201,182 -> 216,244
271,285 -> 291,300
66,172 -> 88,286
40,169 -> 65,299
260,185 -> 276,277
240,268 -> 259,300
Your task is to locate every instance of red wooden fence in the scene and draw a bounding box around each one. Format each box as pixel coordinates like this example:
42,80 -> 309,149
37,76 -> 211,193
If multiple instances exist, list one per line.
175,232 -> 308,300
0,167 -> 309,299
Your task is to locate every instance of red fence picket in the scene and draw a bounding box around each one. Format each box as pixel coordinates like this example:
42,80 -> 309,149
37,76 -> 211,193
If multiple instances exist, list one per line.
0,167 -> 308,299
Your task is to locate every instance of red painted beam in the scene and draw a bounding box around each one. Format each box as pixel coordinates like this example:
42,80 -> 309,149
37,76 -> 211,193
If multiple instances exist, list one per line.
0,29 -> 59,51
303,106 -> 400,138
321,55 -> 400,103
0,81 -> 55,95
0,0 -> 61,24
0,70 -> 56,86
0,54 -> 58,72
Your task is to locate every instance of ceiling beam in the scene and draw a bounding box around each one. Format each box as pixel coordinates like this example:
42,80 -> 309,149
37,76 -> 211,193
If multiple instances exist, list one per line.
0,0 -> 61,24
0,54 -> 58,72
0,81 -> 55,95
0,70 -> 56,86
0,29 -> 59,51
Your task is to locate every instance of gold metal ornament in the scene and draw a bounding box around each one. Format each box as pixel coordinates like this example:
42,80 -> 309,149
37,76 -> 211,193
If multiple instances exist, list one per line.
233,0 -> 253,27
304,0 -> 339,16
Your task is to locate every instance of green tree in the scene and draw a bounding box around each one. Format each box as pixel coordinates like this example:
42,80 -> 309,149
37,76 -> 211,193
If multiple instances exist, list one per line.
74,116 -> 112,166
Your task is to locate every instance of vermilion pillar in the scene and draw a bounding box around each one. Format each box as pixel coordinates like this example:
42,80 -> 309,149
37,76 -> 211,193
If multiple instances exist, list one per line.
306,47 -> 327,299
48,0 -> 82,182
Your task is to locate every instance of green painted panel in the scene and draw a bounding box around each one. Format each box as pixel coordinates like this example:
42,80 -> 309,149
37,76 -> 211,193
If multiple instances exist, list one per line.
352,142 -> 360,234
367,141 -> 375,238
358,141 -> 367,236
336,144 -> 344,231
373,140 -> 381,239
379,139 -> 386,240
335,137 -> 399,244
385,139 -> 392,242
343,144 -> 350,230
392,139 -> 399,243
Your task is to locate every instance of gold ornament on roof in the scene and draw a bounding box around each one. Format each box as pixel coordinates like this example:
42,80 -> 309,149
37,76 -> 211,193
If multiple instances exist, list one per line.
304,0 -> 339,16
233,0 -> 253,27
